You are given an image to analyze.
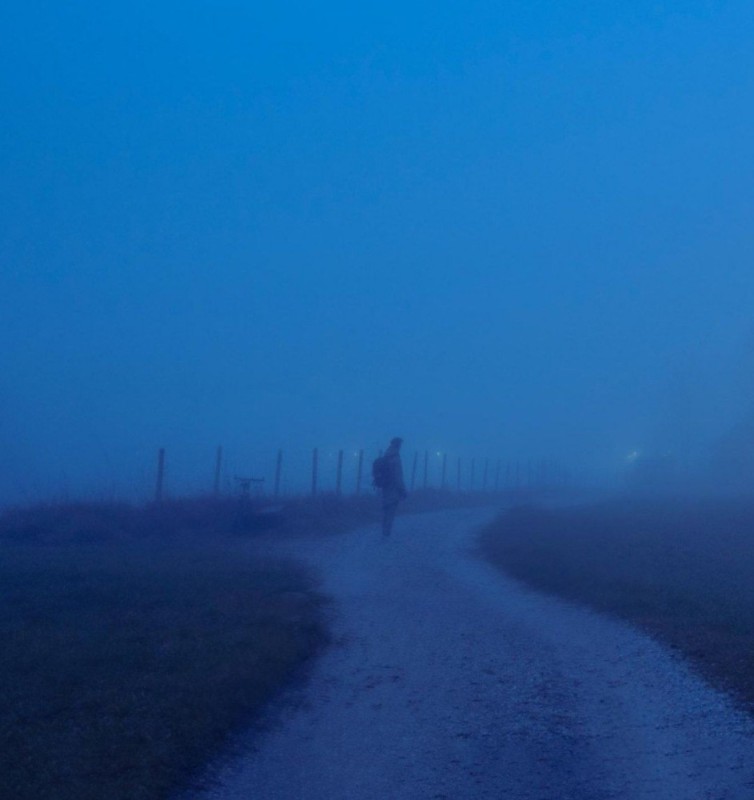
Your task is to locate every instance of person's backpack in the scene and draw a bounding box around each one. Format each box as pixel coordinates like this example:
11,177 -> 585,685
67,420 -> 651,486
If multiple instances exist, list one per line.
372,456 -> 389,489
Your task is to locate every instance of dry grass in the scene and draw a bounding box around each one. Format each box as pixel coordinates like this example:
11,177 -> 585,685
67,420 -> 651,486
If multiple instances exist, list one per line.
480,497 -> 754,715
0,501 -> 326,800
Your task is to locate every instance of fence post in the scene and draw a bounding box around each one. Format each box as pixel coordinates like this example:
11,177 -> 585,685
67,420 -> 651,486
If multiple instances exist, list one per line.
494,458 -> 501,492
441,452 -> 447,489
336,449 -> 343,496
312,448 -> 319,496
213,446 -> 222,495
356,449 -> 364,495
410,451 -> 418,491
423,450 -> 429,490
155,447 -> 165,503
470,458 -> 476,491
274,449 -> 283,496
456,457 -> 461,491
483,458 -> 489,491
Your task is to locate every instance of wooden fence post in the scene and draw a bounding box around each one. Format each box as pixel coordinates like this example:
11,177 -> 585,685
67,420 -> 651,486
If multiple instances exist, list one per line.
410,451 -> 418,491
274,449 -> 283,496
312,448 -> 319,496
456,457 -> 461,491
213,446 -> 222,495
470,458 -> 476,491
336,449 -> 343,496
155,447 -> 165,503
356,449 -> 364,495
423,450 -> 429,490
494,458 -> 501,491
441,453 -> 447,489
483,458 -> 489,491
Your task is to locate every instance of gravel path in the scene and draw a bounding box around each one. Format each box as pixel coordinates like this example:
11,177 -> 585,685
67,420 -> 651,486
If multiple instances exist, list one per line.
193,507 -> 754,800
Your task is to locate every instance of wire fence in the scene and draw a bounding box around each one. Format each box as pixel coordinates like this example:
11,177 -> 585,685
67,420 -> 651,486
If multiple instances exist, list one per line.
152,446 -> 574,502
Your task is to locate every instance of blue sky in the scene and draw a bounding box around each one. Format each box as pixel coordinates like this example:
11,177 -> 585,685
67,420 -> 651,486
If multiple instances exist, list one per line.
2,1 -> 754,500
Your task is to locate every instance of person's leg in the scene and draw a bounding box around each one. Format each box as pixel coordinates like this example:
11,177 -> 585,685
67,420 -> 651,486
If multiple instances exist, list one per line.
382,502 -> 398,536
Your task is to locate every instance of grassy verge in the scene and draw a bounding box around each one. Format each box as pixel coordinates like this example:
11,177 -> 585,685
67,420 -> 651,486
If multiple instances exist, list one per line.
480,498 -> 754,715
1,489 -> 499,800
1,500 -> 329,800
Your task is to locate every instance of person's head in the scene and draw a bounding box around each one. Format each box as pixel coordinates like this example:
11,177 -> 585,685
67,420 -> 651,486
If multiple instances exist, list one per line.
390,437 -> 403,450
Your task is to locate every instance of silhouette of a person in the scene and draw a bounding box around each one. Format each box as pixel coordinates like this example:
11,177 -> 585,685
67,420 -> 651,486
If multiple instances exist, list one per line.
381,437 -> 408,536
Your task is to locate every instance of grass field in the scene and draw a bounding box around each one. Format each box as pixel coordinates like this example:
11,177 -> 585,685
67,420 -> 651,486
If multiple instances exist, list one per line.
480,497 -> 754,715
0,498 -> 332,800
1,489 -> 500,800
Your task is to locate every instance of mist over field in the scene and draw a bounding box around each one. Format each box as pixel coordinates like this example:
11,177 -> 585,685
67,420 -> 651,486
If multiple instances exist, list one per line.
3,1 -> 754,504
7,7 -> 754,800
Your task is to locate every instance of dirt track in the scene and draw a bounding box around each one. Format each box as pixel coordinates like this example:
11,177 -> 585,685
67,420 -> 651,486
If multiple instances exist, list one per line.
192,507 -> 754,799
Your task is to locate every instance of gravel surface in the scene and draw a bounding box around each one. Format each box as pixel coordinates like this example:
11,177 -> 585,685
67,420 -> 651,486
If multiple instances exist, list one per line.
191,507 -> 754,800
